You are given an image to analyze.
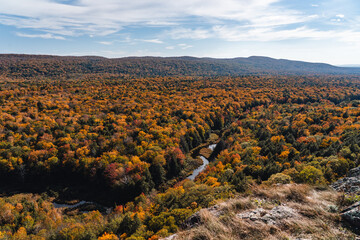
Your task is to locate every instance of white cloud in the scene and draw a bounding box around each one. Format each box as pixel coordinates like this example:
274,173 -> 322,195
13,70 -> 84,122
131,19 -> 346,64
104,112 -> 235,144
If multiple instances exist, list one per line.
1,0 -> 359,46
142,39 -> 164,44
330,14 -> 345,23
98,41 -> 114,45
167,28 -> 212,39
16,32 -> 65,40
166,46 -> 175,50
178,43 -> 192,49
164,23 -> 360,44
0,0 -> 302,37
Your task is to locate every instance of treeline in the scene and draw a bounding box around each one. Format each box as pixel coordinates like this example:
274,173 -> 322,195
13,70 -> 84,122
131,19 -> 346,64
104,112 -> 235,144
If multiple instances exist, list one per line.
1,54 -> 360,80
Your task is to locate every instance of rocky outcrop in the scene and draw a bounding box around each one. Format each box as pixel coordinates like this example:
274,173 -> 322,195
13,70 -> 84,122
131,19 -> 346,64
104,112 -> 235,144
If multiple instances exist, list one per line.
181,203 -> 300,231
331,166 -> 360,232
161,184 -> 356,240
237,205 -> 299,225
331,167 -> 360,195
341,202 -> 360,232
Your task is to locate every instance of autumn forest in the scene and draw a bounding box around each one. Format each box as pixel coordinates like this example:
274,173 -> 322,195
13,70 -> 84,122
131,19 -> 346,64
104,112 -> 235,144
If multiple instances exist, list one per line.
0,55 -> 360,239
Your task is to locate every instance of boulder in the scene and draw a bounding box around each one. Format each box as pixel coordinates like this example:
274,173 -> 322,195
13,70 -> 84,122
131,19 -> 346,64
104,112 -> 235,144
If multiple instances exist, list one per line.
331,166 -> 360,233
181,212 -> 201,229
348,167 -> 360,178
331,167 -> 360,195
341,201 -> 360,233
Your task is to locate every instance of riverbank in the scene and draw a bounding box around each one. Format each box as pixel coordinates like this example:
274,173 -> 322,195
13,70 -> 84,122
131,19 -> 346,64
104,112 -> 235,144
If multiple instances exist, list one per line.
186,133 -> 219,181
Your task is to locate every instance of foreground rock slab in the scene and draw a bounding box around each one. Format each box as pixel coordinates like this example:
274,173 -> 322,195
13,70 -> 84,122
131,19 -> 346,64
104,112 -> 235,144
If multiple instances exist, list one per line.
331,166 -> 360,195
237,205 -> 299,225
332,166 -> 360,233
341,202 -> 360,232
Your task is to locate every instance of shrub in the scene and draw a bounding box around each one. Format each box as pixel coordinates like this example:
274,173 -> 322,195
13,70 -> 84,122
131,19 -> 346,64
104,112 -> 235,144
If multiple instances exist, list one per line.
298,166 -> 325,184
267,173 -> 292,184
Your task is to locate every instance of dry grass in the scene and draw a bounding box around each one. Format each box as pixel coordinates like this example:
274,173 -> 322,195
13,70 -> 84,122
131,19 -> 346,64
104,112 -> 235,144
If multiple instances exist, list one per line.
218,197 -> 254,214
208,133 -> 219,142
252,184 -> 311,203
169,184 -> 356,240
199,148 -> 212,159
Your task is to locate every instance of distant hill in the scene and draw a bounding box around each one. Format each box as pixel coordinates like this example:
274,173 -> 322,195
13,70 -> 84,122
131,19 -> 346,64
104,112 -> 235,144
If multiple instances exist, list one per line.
0,54 -> 359,78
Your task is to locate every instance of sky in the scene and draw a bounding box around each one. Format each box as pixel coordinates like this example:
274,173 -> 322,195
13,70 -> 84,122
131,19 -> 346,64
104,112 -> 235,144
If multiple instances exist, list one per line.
0,0 -> 359,65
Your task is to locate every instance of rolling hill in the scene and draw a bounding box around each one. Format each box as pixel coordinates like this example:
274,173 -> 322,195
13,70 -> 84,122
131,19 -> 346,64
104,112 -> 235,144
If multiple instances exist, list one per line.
0,54 -> 359,78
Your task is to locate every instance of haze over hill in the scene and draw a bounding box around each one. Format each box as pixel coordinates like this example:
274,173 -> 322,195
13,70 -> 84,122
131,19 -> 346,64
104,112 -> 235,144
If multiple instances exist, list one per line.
0,54 -> 359,79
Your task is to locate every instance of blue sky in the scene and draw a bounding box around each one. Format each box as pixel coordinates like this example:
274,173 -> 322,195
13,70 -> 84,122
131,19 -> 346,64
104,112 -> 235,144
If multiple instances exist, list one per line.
0,0 -> 359,65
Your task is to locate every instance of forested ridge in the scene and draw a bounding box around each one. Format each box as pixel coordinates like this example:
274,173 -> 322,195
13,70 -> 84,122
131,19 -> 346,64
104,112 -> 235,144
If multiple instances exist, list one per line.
0,58 -> 360,239
1,54 -> 360,79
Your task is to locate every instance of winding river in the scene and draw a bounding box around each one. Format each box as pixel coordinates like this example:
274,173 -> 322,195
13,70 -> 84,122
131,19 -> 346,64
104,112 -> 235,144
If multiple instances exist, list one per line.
187,143 -> 217,181
53,200 -> 92,209
53,143 -> 217,210
53,200 -> 112,214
